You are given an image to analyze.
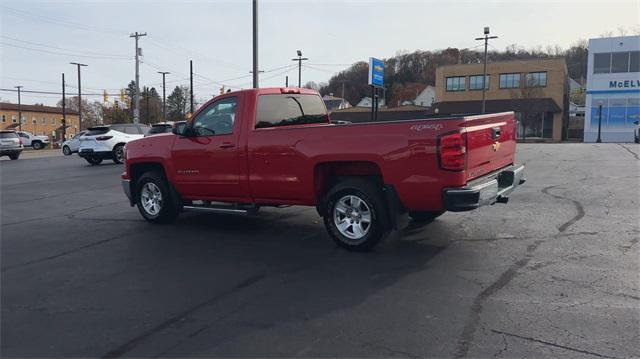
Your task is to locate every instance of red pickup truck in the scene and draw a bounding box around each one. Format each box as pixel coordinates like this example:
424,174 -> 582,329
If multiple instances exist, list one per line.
122,87 -> 525,251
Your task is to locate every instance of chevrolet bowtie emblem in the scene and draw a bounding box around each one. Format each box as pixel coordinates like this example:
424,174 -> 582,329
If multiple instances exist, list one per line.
375,65 -> 383,72
492,142 -> 501,152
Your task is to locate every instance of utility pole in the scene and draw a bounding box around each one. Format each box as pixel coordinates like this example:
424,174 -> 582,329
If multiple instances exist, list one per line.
285,75 -> 288,87
14,85 -> 22,131
189,60 -> 194,115
70,62 -> 87,131
253,0 -> 259,88
61,74 -> 66,140
157,71 -> 170,122
475,27 -> 497,114
130,32 -> 147,123
291,50 -> 309,87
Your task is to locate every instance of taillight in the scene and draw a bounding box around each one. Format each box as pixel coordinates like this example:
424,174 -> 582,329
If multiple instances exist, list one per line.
438,131 -> 466,171
96,136 -> 113,141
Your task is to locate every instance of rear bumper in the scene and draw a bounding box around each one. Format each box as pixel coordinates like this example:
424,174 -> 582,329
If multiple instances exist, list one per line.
78,149 -> 112,159
443,164 -> 525,212
0,148 -> 23,156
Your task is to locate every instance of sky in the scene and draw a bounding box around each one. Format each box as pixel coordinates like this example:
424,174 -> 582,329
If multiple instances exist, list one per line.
1,0 -> 639,106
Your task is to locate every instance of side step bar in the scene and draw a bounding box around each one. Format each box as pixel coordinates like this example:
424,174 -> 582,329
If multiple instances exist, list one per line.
183,206 -> 250,215
182,201 -> 259,215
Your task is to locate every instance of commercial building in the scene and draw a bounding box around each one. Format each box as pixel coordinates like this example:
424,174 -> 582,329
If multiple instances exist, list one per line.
434,58 -> 569,141
0,103 -> 80,140
584,36 -> 640,142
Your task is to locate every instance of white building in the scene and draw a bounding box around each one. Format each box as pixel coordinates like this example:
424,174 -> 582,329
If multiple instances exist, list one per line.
414,85 -> 435,107
584,36 -> 640,142
356,97 -> 385,108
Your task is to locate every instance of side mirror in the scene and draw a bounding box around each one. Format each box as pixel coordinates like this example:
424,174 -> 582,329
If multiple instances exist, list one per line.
173,123 -> 191,136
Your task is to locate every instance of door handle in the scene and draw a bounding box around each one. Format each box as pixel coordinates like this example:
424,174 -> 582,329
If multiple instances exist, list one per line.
492,127 -> 501,140
219,142 -> 234,149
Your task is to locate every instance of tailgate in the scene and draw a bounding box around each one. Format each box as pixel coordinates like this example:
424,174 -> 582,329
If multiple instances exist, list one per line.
463,112 -> 517,181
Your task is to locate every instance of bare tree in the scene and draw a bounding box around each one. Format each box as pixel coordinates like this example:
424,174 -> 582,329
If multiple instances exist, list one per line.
512,76 -> 545,140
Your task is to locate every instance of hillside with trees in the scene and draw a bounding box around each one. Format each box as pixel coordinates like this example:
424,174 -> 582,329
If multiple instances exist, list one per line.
318,41 -> 588,107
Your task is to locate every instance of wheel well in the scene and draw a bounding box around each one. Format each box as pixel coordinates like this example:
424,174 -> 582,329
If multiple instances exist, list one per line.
314,161 -> 383,204
129,162 -> 167,199
112,142 -> 126,151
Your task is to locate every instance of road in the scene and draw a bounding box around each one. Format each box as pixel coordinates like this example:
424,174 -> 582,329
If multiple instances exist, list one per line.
1,143 -> 639,358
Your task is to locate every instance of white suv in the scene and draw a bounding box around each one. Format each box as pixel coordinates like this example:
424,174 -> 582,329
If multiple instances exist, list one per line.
78,124 -> 149,165
16,131 -> 49,150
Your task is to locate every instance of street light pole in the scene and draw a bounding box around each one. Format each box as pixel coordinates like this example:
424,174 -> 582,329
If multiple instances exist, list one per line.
70,62 -> 87,131
291,50 -> 309,87
61,74 -> 66,140
157,71 -> 170,122
596,103 -> 603,143
14,85 -> 22,131
475,27 -> 497,114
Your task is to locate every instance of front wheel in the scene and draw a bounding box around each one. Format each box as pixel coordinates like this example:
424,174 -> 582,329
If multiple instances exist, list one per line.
112,144 -> 125,164
9,153 -> 20,160
62,146 -> 72,156
85,156 -> 103,165
136,172 -> 179,223
323,178 -> 389,251
32,141 -> 43,150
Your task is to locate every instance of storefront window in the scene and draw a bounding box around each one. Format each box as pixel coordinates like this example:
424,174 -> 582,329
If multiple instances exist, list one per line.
593,53 -> 611,74
627,97 -> 640,127
608,98 -> 626,128
590,99 -> 608,128
543,112 -> 553,138
611,52 -> 630,73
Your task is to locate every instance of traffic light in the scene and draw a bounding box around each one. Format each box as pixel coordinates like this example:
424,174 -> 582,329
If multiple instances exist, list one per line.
114,100 -> 120,109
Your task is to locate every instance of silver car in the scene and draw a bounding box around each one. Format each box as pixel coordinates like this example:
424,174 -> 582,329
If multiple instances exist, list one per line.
1,130 -> 24,160
61,131 -> 86,156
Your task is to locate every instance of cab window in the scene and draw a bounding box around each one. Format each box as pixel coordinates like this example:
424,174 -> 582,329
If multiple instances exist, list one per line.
192,97 -> 237,136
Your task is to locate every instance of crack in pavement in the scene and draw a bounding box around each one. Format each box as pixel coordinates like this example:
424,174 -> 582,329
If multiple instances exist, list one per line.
618,144 -> 639,161
453,185 -> 587,358
1,232 -> 134,273
101,273 -> 267,358
490,329 -> 622,359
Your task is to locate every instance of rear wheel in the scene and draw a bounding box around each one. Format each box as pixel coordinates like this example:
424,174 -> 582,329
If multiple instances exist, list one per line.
323,178 -> 389,251
112,144 -> 125,164
136,172 -> 179,223
62,146 -> 72,156
409,210 -> 445,223
9,153 -> 20,160
85,156 -> 103,165
32,141 -> 43,150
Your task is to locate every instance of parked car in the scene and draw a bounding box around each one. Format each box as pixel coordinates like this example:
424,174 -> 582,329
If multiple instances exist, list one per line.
0,130 -> 24,160
78,124 -> 149,165
16,131 -> 49,150
145,122 -> 175,137
61,131 -> 86,155
122,88 -> 525,251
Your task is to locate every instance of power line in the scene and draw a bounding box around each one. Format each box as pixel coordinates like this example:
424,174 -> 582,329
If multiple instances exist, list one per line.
1,35 -> 130,58
1,42 -> 132,60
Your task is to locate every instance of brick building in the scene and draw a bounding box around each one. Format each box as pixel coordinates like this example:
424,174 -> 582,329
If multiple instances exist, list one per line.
434,58 -> 569,141
0,103 -> 80,140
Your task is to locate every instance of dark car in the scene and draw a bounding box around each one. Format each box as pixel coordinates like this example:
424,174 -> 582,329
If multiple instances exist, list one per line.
0,130 -> 24,160
145,122 -> 174,137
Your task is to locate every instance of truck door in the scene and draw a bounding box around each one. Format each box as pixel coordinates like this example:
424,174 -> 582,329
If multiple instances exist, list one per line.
170,96 -> 243,200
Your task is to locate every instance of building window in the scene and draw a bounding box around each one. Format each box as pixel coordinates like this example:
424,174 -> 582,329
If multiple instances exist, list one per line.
446,76 -> 466,91
608,98 -> 627,128
593,53 -> 611,74
32,116 -> 37,124
20,116 -> 26,124
525,72 -> 547,87
469,75 -> 489,90
611,52 -> 630,73
1,115 -> 5,123
499,73 -> 520,89
41,117 -> 46,124
12,115 -> 16,123
51,118 -> 56,125
630,51 -> 640,73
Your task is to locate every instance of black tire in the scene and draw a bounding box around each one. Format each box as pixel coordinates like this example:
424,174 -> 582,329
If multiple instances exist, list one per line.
112,144 -> 125,164
32,141 -> 43,150
136,171 -> 179,224
85,156 -> 103,165
62,146 -> 72,156
323,178 -> 389,252
9,153 -> 20,160
409,210 -> 445,223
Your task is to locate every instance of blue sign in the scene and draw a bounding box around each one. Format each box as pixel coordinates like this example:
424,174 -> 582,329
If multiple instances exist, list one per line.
368,57 -> 384,88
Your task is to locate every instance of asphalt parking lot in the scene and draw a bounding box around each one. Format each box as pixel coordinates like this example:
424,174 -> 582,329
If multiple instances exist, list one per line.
1,143 -> 639,358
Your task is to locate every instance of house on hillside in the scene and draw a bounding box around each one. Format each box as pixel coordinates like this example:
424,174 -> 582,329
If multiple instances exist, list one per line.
322,94 -> 351,112
355,97 -> 385,108
414,86 -> 436,107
